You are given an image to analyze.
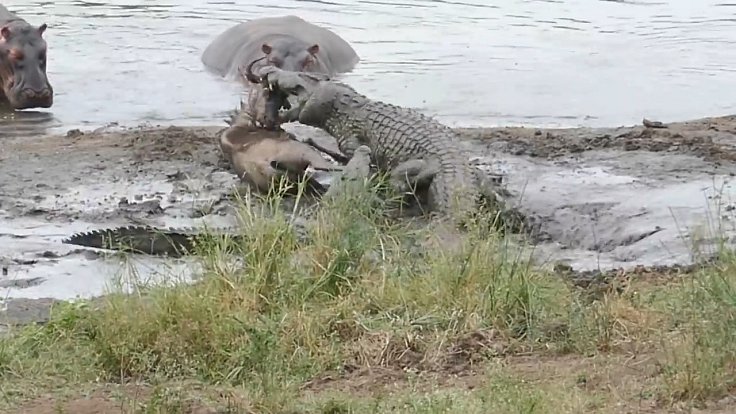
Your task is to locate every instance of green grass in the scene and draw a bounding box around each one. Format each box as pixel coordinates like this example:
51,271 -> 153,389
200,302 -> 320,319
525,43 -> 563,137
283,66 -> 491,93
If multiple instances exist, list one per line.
0,176 -> 735,413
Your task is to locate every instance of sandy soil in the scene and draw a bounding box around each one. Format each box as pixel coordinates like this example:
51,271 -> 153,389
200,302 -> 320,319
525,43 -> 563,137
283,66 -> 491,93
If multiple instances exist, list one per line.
1,115 -> 736,338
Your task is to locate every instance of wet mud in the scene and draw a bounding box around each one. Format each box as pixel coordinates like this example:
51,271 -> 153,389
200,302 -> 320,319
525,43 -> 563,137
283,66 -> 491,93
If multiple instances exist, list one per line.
458,115 -> 736,272
2,115 -> 736,329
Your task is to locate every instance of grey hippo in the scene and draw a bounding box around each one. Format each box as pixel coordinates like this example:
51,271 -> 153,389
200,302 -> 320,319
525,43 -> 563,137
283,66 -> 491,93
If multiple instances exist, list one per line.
201,15 -> 359,129
0,4 -> 53,110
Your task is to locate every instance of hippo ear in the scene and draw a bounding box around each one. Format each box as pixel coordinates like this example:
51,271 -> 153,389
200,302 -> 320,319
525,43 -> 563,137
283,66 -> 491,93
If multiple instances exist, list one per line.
0,26 -> 10,41
307,44 -> 319,56
38,24 -> 47,36
261,43 -> 272,55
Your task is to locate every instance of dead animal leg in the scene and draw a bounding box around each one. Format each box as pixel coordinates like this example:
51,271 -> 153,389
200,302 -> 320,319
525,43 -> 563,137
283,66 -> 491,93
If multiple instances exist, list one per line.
294,134 -> 351,164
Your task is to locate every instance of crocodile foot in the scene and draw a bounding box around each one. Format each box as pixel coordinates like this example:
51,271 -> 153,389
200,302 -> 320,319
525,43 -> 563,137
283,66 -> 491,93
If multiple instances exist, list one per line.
388,159 -> 441,194
322,145 -> 373,201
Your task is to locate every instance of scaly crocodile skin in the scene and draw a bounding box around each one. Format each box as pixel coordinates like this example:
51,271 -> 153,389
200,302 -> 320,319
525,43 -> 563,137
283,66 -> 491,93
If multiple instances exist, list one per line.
62,225 -> 238,257
63,221 -> 315,257
267,71 -> 483,221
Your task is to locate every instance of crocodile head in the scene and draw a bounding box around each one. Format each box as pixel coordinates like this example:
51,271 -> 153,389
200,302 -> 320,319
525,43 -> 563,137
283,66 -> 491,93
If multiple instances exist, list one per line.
241,57 -> 328,126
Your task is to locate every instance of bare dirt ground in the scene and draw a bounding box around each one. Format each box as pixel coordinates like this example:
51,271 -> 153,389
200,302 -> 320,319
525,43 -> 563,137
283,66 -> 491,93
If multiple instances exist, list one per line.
3,115 -> 736,413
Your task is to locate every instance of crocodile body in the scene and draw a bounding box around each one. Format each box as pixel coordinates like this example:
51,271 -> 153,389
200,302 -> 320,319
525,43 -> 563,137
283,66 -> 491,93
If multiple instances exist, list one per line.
247,65 -> 493,222
62,225 -> 243,257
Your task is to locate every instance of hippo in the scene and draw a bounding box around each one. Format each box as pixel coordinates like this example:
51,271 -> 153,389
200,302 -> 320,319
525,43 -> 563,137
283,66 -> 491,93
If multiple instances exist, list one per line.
201,15 -> 359,80
201,15 -> 359,129
0,5 -> 53,110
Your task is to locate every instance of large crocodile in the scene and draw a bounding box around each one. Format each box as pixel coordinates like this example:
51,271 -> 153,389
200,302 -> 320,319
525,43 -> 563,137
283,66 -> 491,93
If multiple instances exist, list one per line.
243,59 -> 507,225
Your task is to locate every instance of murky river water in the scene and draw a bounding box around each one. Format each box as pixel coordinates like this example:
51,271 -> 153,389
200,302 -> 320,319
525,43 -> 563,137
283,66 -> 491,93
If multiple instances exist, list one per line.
2,0 -> 736,135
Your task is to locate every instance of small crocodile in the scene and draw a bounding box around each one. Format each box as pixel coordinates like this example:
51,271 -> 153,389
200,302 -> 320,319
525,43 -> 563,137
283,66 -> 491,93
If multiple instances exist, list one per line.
243,58 -> 506,224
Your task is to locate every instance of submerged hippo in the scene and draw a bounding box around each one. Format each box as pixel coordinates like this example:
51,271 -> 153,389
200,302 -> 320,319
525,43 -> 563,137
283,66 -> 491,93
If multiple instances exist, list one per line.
201,15 -> 360,81
202,16 -> 358,129
0,5 -> 53,110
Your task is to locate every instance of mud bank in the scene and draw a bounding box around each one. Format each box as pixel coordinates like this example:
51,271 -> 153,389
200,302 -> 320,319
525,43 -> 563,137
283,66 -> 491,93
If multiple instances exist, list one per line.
457,115 -> 736,270
2,114 -> 735,328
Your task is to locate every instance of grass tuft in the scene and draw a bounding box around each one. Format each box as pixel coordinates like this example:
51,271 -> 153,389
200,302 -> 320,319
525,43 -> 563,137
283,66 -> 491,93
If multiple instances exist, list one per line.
0,176 -> 734,412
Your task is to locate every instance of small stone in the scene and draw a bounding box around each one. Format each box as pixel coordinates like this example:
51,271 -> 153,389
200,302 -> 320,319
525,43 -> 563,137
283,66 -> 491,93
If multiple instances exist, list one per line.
65,129 -> 83,138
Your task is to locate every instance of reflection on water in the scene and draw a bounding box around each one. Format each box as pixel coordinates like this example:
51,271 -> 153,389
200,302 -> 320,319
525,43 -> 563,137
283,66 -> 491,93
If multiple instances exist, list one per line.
0,109 -> 61,138
2,0 -> 736,136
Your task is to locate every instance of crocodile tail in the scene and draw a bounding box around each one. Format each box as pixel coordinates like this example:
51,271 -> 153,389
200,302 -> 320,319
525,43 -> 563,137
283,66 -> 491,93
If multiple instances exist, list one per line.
62,225 -> 198,257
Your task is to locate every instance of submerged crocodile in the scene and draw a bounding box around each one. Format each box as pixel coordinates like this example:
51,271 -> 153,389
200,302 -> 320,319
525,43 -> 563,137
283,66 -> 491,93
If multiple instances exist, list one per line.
243,58 -> 507,224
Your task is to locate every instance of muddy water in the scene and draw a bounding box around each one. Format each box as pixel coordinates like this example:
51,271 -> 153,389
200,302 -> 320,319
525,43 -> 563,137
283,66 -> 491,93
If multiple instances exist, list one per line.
3,0 -> 736,136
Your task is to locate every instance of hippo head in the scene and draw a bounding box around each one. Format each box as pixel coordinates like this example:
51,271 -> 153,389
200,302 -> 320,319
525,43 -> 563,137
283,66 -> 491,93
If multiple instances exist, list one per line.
261,42 -> 323,73
0,22 -> 53,110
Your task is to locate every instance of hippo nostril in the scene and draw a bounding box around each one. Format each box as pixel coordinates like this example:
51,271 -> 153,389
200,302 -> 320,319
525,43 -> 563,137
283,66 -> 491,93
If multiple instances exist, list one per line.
20,89 -> 37,100
19,88 -> 53,102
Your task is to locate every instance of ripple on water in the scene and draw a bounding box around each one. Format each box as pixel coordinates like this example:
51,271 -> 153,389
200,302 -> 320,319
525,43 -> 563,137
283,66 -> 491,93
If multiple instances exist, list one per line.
1,0 -> 735,133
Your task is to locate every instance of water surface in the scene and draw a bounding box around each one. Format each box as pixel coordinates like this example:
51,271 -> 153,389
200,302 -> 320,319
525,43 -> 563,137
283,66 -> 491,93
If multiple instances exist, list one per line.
4,0 -> 736,134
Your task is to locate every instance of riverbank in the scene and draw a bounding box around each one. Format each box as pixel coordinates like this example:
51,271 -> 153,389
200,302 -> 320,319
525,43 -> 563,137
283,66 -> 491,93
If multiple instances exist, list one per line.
1,114 -> 735,412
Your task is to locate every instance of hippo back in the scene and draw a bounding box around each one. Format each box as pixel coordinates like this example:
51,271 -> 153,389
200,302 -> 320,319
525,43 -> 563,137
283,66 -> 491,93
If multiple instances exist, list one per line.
201,15 -> 359,80
0,5 -> 21,24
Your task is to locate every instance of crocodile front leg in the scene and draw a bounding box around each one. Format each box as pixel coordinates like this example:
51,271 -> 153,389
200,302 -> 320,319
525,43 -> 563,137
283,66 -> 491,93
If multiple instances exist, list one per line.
279,104 -> 303,123
323,145 -> 373,201
388,159 -> 441,194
